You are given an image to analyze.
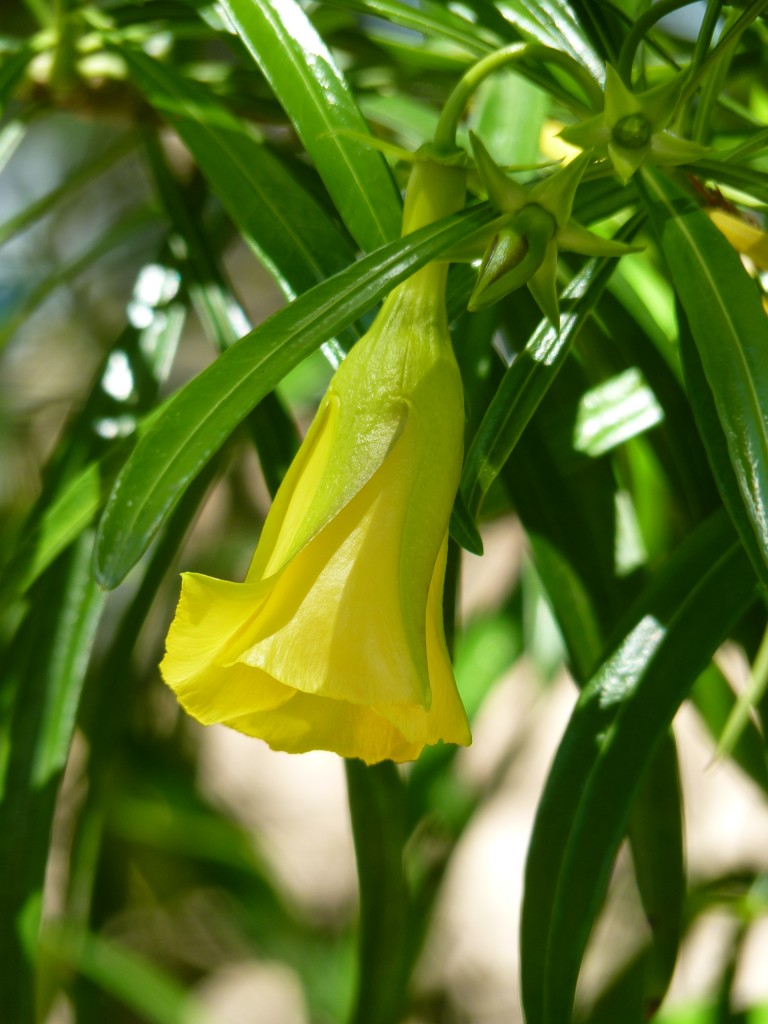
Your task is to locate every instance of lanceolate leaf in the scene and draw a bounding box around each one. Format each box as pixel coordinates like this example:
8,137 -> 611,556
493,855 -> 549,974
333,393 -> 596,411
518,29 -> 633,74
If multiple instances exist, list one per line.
497,0 -> 603,80
118,46 -> 356,291
321,0 -> 496,56
679,301 -> 768,588
219,0 -> 402,252
520,512 -> 757,1024
94,202 -> 494,587
0,534 -> 106,1019
640,167 -> 768,582
506,377 -> 685,1018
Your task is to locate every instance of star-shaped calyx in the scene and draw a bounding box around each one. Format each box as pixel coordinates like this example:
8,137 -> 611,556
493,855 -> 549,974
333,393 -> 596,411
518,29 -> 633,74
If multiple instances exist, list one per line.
559,65 -> 709,183
468,133 -> 640,325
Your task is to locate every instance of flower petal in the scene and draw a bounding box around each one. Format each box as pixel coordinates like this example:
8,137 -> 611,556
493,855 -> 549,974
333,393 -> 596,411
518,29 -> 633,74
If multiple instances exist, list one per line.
161,573 -> 292,722
223,541 -> 470,764
238,418 -> 436,708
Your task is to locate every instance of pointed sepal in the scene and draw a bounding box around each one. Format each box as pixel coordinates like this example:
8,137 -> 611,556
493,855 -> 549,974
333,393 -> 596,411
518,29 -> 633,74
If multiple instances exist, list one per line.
527,241 -> 561,327
470,132 -> 528,212
558,220 -> 643,257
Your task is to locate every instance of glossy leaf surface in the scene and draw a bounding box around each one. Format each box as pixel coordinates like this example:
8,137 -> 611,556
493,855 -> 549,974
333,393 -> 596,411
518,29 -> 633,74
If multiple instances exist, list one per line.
220,0 -> 402,252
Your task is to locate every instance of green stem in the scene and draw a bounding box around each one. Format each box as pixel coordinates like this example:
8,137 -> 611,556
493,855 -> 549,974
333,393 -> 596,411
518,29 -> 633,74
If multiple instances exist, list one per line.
689,4 -> 737,142
617,0 -> 698,85
689,0 -> 724,77
434,43 -> 603,151
721,125 -> 768,163
345,760 -> 409,1024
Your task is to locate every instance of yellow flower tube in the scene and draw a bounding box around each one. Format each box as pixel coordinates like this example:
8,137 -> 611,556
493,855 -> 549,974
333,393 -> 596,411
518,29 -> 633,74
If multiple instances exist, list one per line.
161,159 -> 472,764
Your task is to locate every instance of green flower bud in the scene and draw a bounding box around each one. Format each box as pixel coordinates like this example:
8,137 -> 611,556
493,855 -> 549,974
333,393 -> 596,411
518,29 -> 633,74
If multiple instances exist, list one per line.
612,113 -> 652,149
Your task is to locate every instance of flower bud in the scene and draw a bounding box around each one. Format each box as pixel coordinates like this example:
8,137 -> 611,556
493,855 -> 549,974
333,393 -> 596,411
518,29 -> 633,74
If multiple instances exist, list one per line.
161,162 -> 472,764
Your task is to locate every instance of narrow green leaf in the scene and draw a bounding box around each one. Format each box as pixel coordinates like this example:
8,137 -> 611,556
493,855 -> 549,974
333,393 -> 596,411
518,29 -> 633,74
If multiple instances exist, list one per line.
626,733 -> 684,1015
0,133 -> 137,248
0,534 -> 106,1018
690,663 -> 768,795
94,202 -> 494,587
520,512 -> 757,1024
458,218 -> 642,528
219,0 -> 402,251
501,361 -> 624,675
118,46 -> 356,291
496,0 -> 603,80
694,158 -> 768,206
346,761 -> 408,1024
0,453 -> 117,615
640,167 -> 768,581
505,368 -> 685,1019
322,0 -> 497,56
679,301 -> 768,588
143,130 -> 303,490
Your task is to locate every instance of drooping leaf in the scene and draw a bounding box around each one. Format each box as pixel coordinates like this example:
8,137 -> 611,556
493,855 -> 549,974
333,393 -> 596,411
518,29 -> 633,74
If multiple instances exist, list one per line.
118,45 -> 357,292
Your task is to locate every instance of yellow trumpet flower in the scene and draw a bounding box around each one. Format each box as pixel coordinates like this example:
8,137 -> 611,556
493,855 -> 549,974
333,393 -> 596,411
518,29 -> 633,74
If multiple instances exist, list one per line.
161,160 -> 472,764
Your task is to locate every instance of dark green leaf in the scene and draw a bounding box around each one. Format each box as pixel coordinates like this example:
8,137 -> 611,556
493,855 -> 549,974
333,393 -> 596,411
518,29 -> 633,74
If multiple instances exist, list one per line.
640,167 -> 768,582
219,0 -> 402,252
495,0 -> 602,79
118,46 -> 357,291
0,534 -> 106,1018
626,733 -> 684,1015
520,512 -> 757,1024
679,300 -> 768,588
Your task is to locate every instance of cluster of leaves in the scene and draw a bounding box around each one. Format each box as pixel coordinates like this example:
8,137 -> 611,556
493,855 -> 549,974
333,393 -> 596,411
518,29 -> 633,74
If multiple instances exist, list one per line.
1,0 -> 768,1022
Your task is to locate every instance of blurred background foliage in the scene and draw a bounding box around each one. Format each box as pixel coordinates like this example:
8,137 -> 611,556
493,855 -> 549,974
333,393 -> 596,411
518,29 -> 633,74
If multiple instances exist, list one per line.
2,1 -> 768,1022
